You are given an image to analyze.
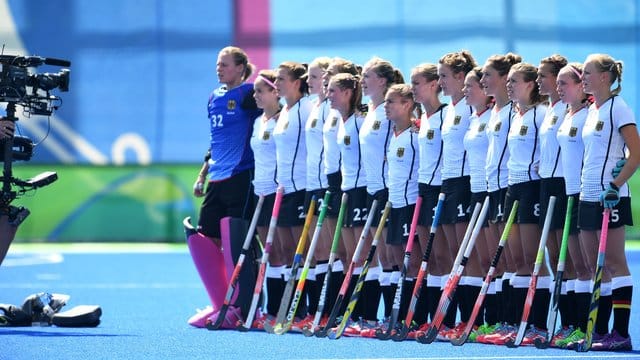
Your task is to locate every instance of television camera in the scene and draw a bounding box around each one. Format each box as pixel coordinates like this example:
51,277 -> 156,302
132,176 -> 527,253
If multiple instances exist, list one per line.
0,53 -> 70,217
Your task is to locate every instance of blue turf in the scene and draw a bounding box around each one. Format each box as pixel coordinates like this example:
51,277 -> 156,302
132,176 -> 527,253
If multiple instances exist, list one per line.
2,251 -> 640,360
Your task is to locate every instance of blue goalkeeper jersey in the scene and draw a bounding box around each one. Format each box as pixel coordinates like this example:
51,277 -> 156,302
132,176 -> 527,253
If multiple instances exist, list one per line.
207,83 -> 262,181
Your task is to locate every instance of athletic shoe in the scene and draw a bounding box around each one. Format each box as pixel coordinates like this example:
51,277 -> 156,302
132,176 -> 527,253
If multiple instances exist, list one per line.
520,325 -> 548,346
290,314 -> 314,333
548,326 -> 574,348
338,318 -> 361,337
187,306 -> 215,328
206,305 -> 242,329
469,323 -> 497,343
358,319 -> 380,337
407,322 -> 430,340
360,318 -> 390,338
477,323 -> 517,345
591,330 -> 633,351
251,313 -> 275,330
435,325 -> 452,342
555,327 -> 585,349
565,331 -> 605,350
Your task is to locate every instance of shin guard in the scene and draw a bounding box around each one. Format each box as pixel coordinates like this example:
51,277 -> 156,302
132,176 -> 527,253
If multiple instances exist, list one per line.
185,217 -> 227,312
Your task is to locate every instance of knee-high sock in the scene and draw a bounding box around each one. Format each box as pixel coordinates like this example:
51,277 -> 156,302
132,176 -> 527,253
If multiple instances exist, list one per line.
266,265 -> 285,316
426,274 -> 441,323
220,217 -> 262,316
379,269 -> 393,318
574,279 -> 591,332
612,276 -> 633,338
595,281 -> 612,336
485,280 -> 498,325
532,276 -> 551,330
362,266 -> 382,322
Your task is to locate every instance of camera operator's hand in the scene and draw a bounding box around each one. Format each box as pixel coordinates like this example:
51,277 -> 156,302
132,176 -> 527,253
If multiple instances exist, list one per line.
0,120 -> 15,140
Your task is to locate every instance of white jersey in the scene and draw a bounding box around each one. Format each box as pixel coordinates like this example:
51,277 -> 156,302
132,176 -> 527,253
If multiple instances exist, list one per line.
441,99 -> 473,179
273,96 -> 312,194
360,103 -> 392,194
463,107 -> 491,193
387,127 -> 419,208
557,106 -> 587,195
507,104 -> 546,185
250,113 -> 278,195
538,101 -> 568,178
486,102 -> 514,191
306,98 -> 331,191
337,113 -> 367,191
323,109 -> 342,175
418,104 -> 448,186
581,96 -> 634,201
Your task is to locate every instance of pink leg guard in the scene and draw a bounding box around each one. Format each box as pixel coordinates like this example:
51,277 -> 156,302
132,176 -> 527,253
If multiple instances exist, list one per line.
184,217 -> 228,327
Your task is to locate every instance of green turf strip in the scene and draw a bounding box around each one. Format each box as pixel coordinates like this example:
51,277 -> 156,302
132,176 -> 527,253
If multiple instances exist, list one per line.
9,242 -> 189,253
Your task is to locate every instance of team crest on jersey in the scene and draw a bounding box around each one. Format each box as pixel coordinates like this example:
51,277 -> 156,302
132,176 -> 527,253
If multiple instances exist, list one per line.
551,116 -> 558,125
519,125 -> 528,136
396,147 -> 405,158
372,120 -> 381,130
310,118 -> 317,128
478,123 -> 487,132
283,121 -> 289,130
426,129 -> 434,140
331,117 -> 338,127
454,115 -> 461,125
262,131 -> 270,140
494,122 -> 501,132
596,120 -> 604,131
344,135 -> 351,145
569,126 -> 577,137
227,100 -> 236,110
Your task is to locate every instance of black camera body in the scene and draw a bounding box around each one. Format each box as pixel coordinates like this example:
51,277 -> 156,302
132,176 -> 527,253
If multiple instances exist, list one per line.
0,54 -> 70,116
0,53 -> 70,209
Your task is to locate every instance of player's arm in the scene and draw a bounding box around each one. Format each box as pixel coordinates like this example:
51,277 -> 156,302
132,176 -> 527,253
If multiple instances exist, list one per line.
193,149 -> 211,197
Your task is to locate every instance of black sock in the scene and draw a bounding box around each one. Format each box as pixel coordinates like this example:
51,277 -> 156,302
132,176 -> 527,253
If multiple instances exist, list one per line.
532,288 -> 550,330
306,268 -> 319,316
485,291 -> 497,325
325,270 -> 344,317
362,279 -> 381,322
399,279 -> 415,324
574,291 -> 591,332
595,294 -> 612,336
381,269 -> 394,318
512,286 -> 528,326
466,285 -> 482,326
426,286 -> 441,323
612,285 -> 633,338
266,275 -> 285,316
559,287 -> 573,328
414,278 -> 430,326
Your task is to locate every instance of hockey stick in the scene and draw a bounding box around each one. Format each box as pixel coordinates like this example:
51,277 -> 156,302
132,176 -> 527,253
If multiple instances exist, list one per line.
536,196 -> 574,348
505,196 -> 557,348
206,195 -> 265,330
575,207 -> 610,352
375,196 -> 423,340
450,200 -> 519,346
263,196 -> 317,333
269,191 -> 331,335
303,192 -> 348,337
329,201 -> 392,339
315,199 -> 379,338
417,196 -> 490,344
392,193 -> 445,341
236,186 -> 284,331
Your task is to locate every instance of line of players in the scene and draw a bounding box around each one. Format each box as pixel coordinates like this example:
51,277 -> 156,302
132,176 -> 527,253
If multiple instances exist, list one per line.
189,47 -> 637,351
